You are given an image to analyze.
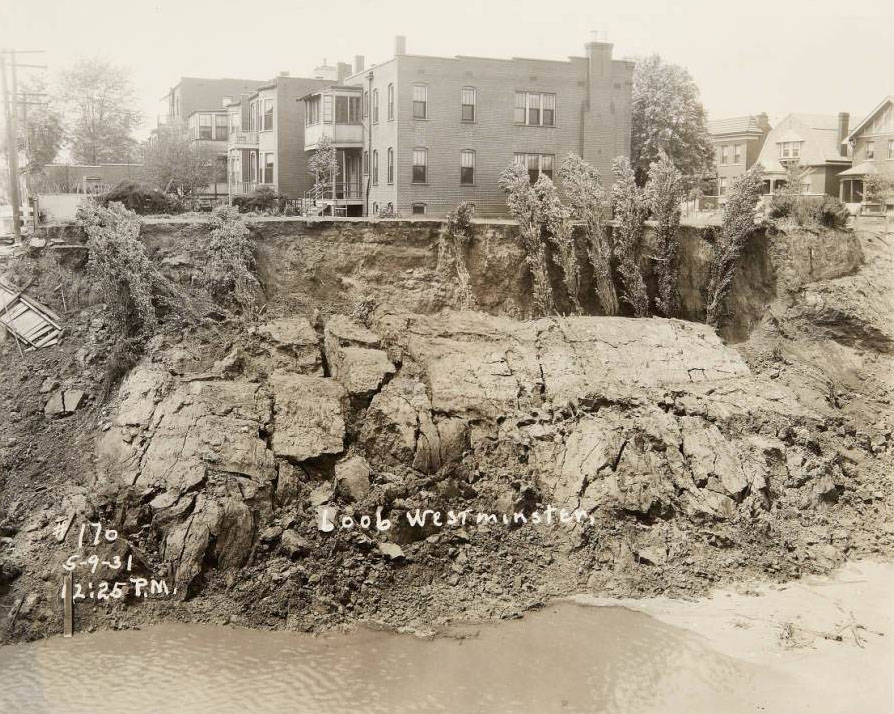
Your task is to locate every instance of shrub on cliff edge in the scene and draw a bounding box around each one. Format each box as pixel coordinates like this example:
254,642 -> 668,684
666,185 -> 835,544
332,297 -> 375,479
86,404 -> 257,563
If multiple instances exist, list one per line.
499,163 -> 554,316
705,165 -> 765,327
559,154 -> 618,315
203,205 -> 261,314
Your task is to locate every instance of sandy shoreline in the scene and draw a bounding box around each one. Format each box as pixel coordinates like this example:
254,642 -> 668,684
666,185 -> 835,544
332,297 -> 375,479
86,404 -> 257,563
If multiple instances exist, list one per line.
573,559 -> 894,712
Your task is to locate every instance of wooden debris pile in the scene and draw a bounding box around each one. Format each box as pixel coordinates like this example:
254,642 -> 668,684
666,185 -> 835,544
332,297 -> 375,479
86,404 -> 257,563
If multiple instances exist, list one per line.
0,278 -> 63,350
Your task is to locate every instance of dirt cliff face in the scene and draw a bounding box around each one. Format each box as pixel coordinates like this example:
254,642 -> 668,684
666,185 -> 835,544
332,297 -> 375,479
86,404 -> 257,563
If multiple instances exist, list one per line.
0,219 -> 889,642
131,218 -> 862,341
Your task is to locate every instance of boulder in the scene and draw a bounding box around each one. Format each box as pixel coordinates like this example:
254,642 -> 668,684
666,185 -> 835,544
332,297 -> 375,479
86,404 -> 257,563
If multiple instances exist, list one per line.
270,372 -> 347,462
681,418 -> 749,500
276,462 -> 305,506
335,455 -> 371,502
258,317 -> 323,375
324,315 -> 394,395
132,380 -> 274,492
378,542 -> 405,560
309,481 -> 335,506
44,389 -> 85,418
280,530 -> 311,559
361,378 -> 442,473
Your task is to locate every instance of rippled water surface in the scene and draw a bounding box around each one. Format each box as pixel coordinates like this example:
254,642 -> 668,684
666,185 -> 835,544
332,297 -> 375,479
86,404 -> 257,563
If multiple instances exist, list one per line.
0,603 -> 776,714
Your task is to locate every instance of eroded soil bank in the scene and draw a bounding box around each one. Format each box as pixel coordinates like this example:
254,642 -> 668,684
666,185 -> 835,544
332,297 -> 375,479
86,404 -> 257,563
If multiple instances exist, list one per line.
0,217 -> 891,645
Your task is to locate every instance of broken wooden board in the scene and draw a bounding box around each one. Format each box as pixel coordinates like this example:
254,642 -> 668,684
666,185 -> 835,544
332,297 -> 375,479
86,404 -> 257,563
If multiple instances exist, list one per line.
0,279 -> 63,350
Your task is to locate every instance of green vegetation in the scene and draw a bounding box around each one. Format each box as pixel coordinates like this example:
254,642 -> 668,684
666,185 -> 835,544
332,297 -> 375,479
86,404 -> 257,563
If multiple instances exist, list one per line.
705,166 -> 765,327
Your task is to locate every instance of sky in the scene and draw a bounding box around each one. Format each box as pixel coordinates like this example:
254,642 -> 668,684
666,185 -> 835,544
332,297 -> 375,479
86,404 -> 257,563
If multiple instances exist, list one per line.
2,0 -> 893,140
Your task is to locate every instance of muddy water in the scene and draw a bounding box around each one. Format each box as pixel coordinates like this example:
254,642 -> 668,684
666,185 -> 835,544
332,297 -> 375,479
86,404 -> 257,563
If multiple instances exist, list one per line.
0,603 -> 780,714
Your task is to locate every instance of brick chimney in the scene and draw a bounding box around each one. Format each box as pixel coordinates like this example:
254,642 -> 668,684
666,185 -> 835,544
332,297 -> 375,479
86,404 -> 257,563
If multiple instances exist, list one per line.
838,112 -> 850,157
354,55 -> 365,73
394,35 -> 407,56
585,30 -> 613,80
337,62 -> 351,83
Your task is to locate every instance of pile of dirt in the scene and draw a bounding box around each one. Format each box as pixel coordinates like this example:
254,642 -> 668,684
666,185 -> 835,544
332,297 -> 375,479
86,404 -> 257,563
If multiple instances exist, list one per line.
0,220 -> 891,643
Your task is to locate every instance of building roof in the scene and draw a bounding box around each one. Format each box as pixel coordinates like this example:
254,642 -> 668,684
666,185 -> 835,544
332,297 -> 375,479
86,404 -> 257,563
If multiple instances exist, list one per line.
756,113 -> 852,172
843,96 -> 894,142
707,115 -> 768,136
838,161 -> 880,177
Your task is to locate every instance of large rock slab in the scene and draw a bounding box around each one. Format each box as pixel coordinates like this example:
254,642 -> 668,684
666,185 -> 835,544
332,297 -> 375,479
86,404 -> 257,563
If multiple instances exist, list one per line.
270,372 -> 347,462
257,317 -> 323,374
324,315 -> 395,395
360,377 -> 442,473
375,312 -> 750,419
135,380 -> 274,491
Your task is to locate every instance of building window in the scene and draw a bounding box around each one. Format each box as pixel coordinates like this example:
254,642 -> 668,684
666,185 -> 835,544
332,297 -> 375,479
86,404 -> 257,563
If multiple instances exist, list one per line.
362,150 -> 368,175
734,144 -> 743,164
306,96 -> 319,126
888,139 -> 894,160
413,148 -> 427,183
718,177 -> 728,196
514,153 -> 555,182
866,141 -> 875,160
249,151 -> 257,182
387,147 -> 394,184
412,203 -> 426,215
542,94 -> 555,126
263,153 -> 274,184
515,92 -> 556,126
387,83 -> 394,120
413,85 -> 428,119
199,113 -> 212,140
249,101 -> 258,131
263,99 -> 274,130
527,93 -> 540,125
460,149 -> 475,184
323,95 -> 333,123
779,141 -> 801,159
363,90 -> 369,118
335,96 -> 361,124
214,114 -> 228,140
461,87 -> 476,122
372,150 -> 379,185
720,145 -> 729,165
372,89 -> 379,123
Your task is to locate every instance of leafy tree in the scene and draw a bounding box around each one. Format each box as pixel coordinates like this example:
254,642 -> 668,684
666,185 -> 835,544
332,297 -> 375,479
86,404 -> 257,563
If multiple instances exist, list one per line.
143,128 -> 215,196
645,152 -> 685,317
308,134 -> 339,195
611,157 -> 650,317
60,57 -> 142,164
534,174 -> 582,313
559,154 -> 618,315
631,55 -> 714,185
705,166 -> 764,327
499,162 -> 554,316
18,75 -> 64,174
865,167 -> 894,235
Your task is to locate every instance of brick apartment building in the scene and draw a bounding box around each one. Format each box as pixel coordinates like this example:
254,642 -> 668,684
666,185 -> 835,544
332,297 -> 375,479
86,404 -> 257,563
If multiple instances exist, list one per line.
707,114 -> 771,199
301,35 -> 634,216
154,77 -> 267,197
226,73 -> 332,199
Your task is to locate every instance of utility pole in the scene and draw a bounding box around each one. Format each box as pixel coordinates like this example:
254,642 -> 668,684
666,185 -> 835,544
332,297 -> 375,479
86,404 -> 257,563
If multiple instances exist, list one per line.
1,49 -> 45,244
1,51 -> 22,243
